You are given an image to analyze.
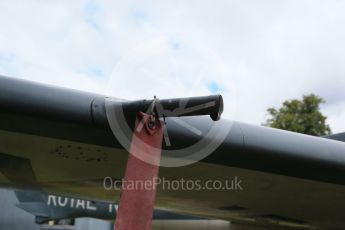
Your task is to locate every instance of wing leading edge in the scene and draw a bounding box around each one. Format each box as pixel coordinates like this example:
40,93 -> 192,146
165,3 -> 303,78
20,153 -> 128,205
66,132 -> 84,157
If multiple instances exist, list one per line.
1,75 -> 345,229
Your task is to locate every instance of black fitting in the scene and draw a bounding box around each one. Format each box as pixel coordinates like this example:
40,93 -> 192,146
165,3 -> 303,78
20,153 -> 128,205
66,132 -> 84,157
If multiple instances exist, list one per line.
121,95 -> 223,121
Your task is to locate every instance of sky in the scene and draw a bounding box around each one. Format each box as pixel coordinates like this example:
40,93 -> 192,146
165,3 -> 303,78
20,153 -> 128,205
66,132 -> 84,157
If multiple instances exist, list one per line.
0,0 -> 345,132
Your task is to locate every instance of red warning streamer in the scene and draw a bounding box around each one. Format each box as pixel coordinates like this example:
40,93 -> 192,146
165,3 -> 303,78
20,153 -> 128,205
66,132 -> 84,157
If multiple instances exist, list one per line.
115,112 -> 163,230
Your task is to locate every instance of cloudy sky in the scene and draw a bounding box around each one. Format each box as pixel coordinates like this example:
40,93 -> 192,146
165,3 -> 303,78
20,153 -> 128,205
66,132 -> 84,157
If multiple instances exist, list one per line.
1,0 -> 345,132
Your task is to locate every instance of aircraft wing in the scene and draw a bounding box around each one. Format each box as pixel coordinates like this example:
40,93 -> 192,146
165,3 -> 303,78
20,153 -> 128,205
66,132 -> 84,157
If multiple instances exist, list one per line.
1,75 -> 345,229
13,188 -> 203,224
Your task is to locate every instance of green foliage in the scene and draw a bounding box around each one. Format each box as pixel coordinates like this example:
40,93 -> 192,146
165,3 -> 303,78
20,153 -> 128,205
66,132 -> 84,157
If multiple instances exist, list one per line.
264,94 -> 332,136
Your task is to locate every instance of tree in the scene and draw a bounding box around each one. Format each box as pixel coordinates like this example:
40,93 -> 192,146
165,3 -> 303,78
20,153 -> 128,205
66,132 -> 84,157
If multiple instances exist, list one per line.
264,94 -> 331,136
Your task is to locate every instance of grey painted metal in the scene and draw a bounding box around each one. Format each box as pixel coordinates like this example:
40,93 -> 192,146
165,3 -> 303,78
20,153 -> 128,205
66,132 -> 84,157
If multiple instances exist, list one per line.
0,188 -> 40,230
0,188 -> 231,230
14,189 -> 203,223
324,132 -> 345,142
0,75 -> 99,125
1,75 -> 345,185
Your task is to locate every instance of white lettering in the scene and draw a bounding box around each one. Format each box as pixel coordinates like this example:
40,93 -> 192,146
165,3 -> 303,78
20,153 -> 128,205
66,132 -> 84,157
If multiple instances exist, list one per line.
86,201 -> 97,211
57,197 -> 68,207
47,195 -> 57,206
76,199 -> 85,209
70,198 -> 75,208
